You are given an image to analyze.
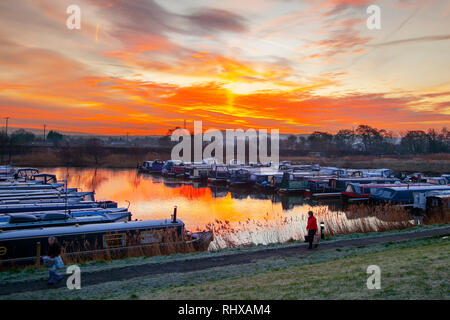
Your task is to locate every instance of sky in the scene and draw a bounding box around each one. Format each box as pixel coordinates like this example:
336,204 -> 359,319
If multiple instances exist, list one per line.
0,0 -> 449,135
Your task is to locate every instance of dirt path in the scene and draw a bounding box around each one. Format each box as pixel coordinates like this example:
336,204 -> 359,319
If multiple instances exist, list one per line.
1,227 -> 449,296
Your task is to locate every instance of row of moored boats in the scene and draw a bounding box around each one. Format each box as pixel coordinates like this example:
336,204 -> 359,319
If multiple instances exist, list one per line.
0,166 -> 213,267
138,160 -> 450,213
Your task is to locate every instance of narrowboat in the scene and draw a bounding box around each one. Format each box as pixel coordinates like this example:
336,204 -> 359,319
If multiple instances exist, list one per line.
185,164 -> 210,181
3,207 -> 129,218
318,167 -> 346,176
0,211 -> 213,267
0,210 -> 131,231
253,172 -> 283,192
291,164 -> 320,172
0,191 -> 95,204
0,188 -> 76,197
365,169 -> 395,178
162,160 -> 185,178
208,165 -> 230,184
441,174 -> 450,184
138,160 -> 165,174
424,192 -> 450,215
341,183 -> 430,203
13,168 -> 40,180
278,163 -> 292,172
0,184 -> 63,191
370,185 -> 450,204
303,178 -> 332,194
227,169 -> 252,187
0,200 -> 118,214
328,177 -> 400,192
413,190 -> 450,211
403,173 -> 426,183
0,166 -> 15,181
423,177 -> 448,185
277,172 -> 309,194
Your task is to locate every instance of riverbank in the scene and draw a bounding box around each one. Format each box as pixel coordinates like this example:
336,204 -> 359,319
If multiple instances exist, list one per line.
1,224 -> 448,299
10,151 -> 450,173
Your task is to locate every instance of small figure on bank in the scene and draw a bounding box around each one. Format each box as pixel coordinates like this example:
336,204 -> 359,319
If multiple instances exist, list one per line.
43,236 -> 64,285
306,211 -> 318,249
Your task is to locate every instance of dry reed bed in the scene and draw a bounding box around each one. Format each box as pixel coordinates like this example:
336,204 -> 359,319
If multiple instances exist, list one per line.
204,204 -> 449,250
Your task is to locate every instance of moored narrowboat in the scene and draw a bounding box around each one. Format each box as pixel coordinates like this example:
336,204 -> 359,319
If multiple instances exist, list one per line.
0,200 -> 118,214
185,164 -> 210,181
277,172 -> 309,194
0,210 -> 131,231
370,185 -> 450,205
253,172 -> 283,192
424,192 -> 450,215
162,160 -> 185,178
138,160 -> 165,174
328,177 -> 400,192
208,164 -> 230,184
227,169 -> 253,187
341,183 -> 430,203
0,212 -> 213,267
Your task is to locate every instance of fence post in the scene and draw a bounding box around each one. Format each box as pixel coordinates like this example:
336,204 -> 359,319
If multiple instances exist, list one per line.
320,222 -> 325,240
36,242 -> 41,268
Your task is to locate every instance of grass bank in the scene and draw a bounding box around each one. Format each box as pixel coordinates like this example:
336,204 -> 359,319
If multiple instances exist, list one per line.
146,237 -> 449,300
1,225 -> 448,299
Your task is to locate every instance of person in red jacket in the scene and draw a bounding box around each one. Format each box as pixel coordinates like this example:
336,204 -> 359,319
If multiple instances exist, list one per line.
306,211 -> 318,249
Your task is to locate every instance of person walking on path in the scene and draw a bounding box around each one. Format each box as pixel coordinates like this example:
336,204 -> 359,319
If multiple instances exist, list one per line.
306,211 -> 318,249
43,236 -> 64,285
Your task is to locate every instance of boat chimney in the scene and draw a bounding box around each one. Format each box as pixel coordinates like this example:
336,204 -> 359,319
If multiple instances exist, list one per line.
171,206 -> 178,223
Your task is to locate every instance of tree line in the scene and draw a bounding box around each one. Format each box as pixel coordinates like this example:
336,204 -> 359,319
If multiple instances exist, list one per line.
1,125 -> 449,164
281,125 -> 449,155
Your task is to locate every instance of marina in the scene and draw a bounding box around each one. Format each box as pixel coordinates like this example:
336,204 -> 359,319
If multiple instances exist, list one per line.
0,162 -> 448,268
18,163 -> 448,251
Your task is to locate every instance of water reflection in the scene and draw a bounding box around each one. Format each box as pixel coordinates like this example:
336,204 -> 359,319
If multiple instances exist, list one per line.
43,168 -> 346,250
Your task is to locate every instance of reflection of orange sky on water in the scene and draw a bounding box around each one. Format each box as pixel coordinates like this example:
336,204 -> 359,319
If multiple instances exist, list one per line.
44,168 -> 320,230
42,168 -> 404,249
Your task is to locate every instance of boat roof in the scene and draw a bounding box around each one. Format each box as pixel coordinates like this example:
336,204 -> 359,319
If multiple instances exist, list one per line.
349,183 -> 429,188
332,177 -> 399,181
15,168 -> 39,172
383,186 -> 450,191
0,219 -> 184,240
253,172 -> 282,176
430,194 -> 450,199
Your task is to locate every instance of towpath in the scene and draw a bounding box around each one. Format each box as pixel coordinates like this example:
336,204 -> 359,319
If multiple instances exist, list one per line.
1,226 -> 449,296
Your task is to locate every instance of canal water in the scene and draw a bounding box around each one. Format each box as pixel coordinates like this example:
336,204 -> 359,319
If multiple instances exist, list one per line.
43,168 -> 350,250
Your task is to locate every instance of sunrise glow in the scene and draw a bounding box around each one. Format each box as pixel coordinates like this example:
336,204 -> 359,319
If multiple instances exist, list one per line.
1,0 -> 449,135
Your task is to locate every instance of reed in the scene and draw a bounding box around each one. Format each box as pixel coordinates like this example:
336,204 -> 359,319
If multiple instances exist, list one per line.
60,228 -> 198,265
202,204 -> 439,250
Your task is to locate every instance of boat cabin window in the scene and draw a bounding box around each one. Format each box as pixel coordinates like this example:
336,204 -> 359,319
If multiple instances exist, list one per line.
33,174 -> 57,184
140,231 -> 162,244
144,161 -> 152,168
9,215 -> 38,224
103,233 -> 126,248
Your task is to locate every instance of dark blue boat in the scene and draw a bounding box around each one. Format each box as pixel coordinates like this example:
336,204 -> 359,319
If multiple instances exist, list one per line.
370,185 -> 450,204
0,210 -> 131,231
138,160 -> 165,173
0,201 -> 118,214
208,165 -> 230,184
227,169 -> 252,187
